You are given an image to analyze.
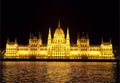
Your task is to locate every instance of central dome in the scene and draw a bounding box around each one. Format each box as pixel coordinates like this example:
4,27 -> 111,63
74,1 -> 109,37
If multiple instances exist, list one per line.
54,19 -> 64,35
54,27 -> 64,34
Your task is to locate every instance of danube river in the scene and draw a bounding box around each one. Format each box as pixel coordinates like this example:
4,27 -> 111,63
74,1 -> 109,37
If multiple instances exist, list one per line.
0,61 -> 119,83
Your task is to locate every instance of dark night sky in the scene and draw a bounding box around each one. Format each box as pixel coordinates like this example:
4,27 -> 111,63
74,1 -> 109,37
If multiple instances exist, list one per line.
1,0 -> 119,49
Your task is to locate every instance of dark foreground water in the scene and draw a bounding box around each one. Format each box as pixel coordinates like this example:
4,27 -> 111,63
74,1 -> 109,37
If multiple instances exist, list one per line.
0,61 -> 119,83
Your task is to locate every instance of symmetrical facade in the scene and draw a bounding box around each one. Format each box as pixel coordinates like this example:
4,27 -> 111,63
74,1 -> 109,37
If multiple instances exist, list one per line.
4,21 -> 114,59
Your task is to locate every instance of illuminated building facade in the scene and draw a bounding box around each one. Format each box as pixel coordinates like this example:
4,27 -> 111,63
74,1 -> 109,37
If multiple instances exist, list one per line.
4,20 -> 114,59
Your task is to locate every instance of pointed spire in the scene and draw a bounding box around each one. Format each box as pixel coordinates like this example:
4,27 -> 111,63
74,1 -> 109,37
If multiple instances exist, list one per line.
101,37 -> 103,43
48,27 -> 51,45
7,38 -> 9,43
67,27 -> 69,33
66,27 -> 70,45
15,38 -> 17,43
110,38 -> 112,43
48,27 -> 51,39
58,18 -> 60,27
66,27 -> 69,39
77,32 -> 80,45
38,32 -> 41,39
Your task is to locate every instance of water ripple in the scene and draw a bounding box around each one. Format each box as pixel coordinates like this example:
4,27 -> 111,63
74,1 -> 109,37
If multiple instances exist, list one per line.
1,61 -> 117,83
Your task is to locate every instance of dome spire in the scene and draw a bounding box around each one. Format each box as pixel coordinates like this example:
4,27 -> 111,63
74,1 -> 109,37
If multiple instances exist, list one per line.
58,18 -> 60,27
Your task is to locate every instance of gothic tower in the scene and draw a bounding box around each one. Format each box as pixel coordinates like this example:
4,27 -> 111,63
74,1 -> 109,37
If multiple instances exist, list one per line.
47,28 -> 52,56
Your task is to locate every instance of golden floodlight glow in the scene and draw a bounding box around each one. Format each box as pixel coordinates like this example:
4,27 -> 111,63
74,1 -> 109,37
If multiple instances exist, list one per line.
4,20 -> 114,59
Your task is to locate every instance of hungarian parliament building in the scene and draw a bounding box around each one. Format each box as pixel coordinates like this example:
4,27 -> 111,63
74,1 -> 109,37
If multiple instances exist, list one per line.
4,20 -> 114,59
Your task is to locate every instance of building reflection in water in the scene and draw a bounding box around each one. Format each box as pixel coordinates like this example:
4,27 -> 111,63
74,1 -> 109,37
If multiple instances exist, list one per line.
70,62 -> 116,82
1,61 -> 117,82
46,62 -> 71,82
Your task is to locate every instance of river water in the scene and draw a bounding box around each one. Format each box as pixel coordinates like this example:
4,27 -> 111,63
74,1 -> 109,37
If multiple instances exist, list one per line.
0,61 -> 119,83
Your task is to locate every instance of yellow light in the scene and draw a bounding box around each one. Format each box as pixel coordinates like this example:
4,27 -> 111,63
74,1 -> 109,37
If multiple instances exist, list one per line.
4,21 -> 114,59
